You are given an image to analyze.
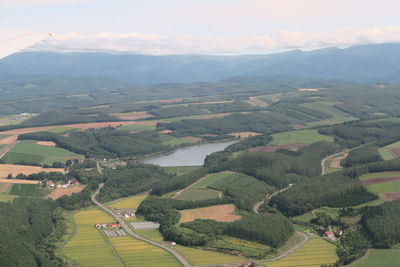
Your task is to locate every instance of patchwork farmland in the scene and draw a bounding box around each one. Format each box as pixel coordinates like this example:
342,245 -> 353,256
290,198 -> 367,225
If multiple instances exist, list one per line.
360,172 -> 400,201
179,204 -> 241,223
270,129 -> 332,146
264,238 -> 338,267
0,164 -> 64,177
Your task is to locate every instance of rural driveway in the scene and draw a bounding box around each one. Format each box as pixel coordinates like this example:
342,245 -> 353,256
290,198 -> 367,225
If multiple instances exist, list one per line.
91,184 -> 192,267
253,184 -> 294,214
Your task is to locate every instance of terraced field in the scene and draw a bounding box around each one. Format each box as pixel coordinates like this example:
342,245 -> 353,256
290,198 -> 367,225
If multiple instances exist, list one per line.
2,140 -> 83,165
109,237 -> 180,267
176,245 -> 245,266
270,129 -> 332,146
264,238 -> 337,267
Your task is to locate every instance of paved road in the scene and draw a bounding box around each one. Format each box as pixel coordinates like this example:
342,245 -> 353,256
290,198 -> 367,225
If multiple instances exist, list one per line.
91,184 -> 192,267
253,184 -> 294,214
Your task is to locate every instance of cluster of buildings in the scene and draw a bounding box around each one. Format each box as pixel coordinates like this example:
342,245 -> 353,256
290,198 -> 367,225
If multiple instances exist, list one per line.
94,222 -> 121,229
113,208 -> 136,218
47,180 -> 80,189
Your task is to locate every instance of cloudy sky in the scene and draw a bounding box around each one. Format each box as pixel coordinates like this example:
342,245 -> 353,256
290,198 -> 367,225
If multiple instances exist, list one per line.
1,0 -> 399,56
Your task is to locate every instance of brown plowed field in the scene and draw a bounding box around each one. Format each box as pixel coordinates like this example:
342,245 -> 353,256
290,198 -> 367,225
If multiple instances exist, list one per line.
250,144 -> 308,152
179,204 -> 241,223
0,164 -> 64,178
111,111 -> 154,121
0,178 -> 39,184
389,148 -> 400,158
384,192 -> 400,201
329,153 -> 348,169
47,185 -> 85,200
36,141 -> 57,146
361,177 -> 400,186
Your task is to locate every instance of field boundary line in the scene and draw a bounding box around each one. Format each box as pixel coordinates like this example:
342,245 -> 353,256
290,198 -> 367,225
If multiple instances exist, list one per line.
98,229 -> 127,267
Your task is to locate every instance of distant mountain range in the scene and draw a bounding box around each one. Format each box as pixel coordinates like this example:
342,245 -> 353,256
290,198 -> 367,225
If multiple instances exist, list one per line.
1,43 -> 400,84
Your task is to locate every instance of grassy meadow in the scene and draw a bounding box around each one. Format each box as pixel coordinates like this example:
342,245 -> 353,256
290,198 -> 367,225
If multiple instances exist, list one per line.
2,140 -> 82,165
176,188 -> 220,201
9,184 -> 49,197
270,129 -> 332,145
350,249 -> 400,267
301,101 -> 358,126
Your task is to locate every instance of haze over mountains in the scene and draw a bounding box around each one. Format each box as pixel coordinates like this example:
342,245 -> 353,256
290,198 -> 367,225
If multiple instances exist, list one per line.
1,43 -> 400,84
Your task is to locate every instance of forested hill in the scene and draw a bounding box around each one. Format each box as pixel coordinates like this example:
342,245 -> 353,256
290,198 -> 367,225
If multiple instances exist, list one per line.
1,43 -> 400,84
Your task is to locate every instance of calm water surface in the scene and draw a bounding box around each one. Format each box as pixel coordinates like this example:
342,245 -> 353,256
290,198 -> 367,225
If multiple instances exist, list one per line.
143,141 -> 236,166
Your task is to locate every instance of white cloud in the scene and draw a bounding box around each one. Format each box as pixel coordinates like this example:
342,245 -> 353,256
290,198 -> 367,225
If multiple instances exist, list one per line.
24,26 -> 400,55
0,30 -> 50,58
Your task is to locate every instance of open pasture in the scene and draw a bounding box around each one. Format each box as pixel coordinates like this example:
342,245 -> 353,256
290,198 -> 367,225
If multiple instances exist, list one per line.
63,208 -> 124,267
179,204 -> 241,223
378,141 -> 400,160
9,183 -> 49,197
109,237 -> 180,267
176,245 -> 245,266
264,238 -> 337,267
2,140 -> 82,165
270,129 -> 332,146
176,188 -> 220,201
350,249 -> 400,267
0,164 -> 64,178
301,101 -> 358,126
108,194 -> 147,209
190,171 -> 232,188
45,126 -> 76,133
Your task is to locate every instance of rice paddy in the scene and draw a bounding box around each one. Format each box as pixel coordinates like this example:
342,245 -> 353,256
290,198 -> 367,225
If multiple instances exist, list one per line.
108,194 -> 148,209
264,238 -> 338,267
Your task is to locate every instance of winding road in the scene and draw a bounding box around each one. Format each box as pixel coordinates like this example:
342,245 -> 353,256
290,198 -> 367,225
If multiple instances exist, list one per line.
320,146 -> 361,175
91,184 -> 192,267
253,184 -> 294,214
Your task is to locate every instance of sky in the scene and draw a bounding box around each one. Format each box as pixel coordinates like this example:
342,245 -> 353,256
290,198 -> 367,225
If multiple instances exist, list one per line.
0,0 -> 400,56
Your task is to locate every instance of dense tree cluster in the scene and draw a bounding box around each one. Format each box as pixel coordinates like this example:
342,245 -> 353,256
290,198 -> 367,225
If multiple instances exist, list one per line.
19,127 -> 172,158
342,145 -> 383,167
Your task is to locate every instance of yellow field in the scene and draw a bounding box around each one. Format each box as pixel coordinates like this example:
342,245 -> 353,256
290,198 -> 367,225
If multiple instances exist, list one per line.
108,194 -> 148,209
135,229 -> 164,243
63,208 -> 123,267
264,238 -> 337,267
110,237 -> 180,267
176,245 -> 245,266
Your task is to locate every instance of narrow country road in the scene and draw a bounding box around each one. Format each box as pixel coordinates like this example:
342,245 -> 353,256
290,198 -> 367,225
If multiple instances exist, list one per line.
320,146 -> 361,175
253,184 -> 294,214
91,184 -> 192,267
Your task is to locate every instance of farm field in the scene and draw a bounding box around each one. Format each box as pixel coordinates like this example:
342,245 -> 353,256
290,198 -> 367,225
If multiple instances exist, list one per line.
111,111 -> 154,121
2,140 -> 83,165
119,124 -> 156,132
360,172 -> 400,201
175,188 -> 220,201
0,194 -> 14,202
378,141 -> 400,160
301,101 -> 358,126
63,208 -> 124,267
350,249 -> 400,267
134,229 -> 164,243
179,204 -> 241,223
0,182 -> 12,193
270,129 -> 332,146
176,245 -> 245,266
162,166 -> 200,175
9,183 -> 49,197
45,126 -> 76,133
264,238 -> 337,267
108,194 -> 148,209
109,237 -> 180,267
47,185 -> 85,200
0,164 -> 64,177
190,172 -> 232,188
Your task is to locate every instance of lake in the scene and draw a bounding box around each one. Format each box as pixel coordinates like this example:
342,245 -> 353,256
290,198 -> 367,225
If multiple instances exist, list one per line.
143,141 -> 236,166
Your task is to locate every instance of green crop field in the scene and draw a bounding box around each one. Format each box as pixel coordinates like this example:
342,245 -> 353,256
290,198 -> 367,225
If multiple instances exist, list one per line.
360,171 -> 400,179
264,238 -> 337,267
63,208 -> 124,267
176,245 -> 245,266
366,181 -> 400,194
45,126 -> 76,133
119,124 -> 156,132
350,249 -> 400,267
301,101 -> 358,126
9,184 -> 49,197
2,140 -> 83,165
190,172 -> 232,188
176,188 -> 220,201
378,141 -> 400,160
163,166 -> 200,175
0,194 -> 14,202
134,229 -> 164,243
270,129 -> 332,145
110,237 -> 180,267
